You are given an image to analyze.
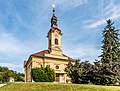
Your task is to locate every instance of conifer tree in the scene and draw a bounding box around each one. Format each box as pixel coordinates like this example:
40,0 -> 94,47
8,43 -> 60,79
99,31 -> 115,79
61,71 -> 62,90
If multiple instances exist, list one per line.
100,19 -> 120,63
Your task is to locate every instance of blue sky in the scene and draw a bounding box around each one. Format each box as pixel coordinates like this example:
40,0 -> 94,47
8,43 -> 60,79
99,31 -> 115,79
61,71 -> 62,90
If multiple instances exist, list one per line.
0,0 -> 120,72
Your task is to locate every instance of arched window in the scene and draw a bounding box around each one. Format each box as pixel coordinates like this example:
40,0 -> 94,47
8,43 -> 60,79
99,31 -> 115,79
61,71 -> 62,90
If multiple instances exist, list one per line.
55,38 -> 58,45
49,39 -> 51,46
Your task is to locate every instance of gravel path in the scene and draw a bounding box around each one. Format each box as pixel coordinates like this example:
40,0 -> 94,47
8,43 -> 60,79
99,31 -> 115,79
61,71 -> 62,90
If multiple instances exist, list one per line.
0,84 -> 6,87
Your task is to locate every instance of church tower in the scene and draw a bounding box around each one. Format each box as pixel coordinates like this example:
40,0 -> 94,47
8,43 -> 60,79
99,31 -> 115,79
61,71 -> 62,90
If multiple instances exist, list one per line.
47,7 -> 62,55
24,5 -> 74,83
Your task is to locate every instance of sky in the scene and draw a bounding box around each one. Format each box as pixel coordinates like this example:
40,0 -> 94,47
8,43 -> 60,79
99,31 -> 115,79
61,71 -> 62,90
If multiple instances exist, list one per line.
0,0 -> 120,73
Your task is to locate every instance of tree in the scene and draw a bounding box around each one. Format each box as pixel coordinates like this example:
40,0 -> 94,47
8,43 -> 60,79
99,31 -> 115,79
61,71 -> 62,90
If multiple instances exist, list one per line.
65,60 -> 120,85
95,62 -> 120,85
7,70 -> 14,77
65,60 -> 94,84
0,75 -> 3,83
0,66 -> 24,82
65,20 -> 120,85
100,19 -> 120,63
0,67 -> 9,72
65,61 -> 74,78
14,72 -> 24,82
2,72 -> 9,83
31,65 -> 55,82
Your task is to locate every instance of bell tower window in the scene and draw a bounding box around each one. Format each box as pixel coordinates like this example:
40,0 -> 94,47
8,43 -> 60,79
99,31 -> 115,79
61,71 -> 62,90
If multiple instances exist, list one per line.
55,38 -> 58,45
49,39 -> 51,46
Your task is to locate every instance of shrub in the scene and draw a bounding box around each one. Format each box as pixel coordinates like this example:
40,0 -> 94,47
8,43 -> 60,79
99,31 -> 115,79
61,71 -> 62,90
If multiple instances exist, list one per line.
0,75 -> 3,83
31,65 -> 55,82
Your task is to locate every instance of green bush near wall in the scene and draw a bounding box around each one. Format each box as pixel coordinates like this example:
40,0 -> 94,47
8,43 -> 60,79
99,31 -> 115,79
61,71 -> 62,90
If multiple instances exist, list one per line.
31,65 -> 56,82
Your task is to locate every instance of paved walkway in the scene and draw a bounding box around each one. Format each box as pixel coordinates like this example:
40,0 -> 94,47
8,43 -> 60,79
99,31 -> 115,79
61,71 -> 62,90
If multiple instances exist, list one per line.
0,84 -> 6,87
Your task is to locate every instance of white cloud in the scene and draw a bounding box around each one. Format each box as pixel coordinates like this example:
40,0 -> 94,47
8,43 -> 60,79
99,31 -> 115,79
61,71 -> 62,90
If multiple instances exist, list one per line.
0,63 -> 22,70
0,31 -> 30,56
85,19 -> 106,29
64,44 -> 101,62
84,1 -> 120,29
52,0 -> 88,9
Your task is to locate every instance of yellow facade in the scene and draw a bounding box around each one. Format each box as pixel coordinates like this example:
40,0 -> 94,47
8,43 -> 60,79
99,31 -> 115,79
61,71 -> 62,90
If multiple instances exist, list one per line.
24,10 -> 74,83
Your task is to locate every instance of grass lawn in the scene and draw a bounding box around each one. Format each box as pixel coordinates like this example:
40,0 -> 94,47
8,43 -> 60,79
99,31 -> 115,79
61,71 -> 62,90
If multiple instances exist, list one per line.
0,82 -> 120,91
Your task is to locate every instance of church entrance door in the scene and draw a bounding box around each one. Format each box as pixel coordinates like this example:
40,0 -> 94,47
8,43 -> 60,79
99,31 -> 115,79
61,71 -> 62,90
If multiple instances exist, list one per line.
55,73 -> 60,82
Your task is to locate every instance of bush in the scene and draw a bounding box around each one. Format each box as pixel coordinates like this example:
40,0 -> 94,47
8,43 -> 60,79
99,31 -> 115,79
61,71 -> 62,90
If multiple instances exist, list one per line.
0,75 -> 3,83
31,65 -> 55,82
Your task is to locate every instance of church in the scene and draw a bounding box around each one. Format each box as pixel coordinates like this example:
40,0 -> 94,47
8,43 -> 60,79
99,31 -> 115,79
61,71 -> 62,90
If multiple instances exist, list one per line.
24,7 -> 74,83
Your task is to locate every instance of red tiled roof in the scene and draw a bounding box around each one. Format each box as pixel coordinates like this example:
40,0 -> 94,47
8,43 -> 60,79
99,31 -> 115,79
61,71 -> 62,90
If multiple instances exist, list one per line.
62,54 -> 74,61
31,50 -> 74,61
31,50 -> 49,57
24,60 -> 27,67
68,57 -> 74,61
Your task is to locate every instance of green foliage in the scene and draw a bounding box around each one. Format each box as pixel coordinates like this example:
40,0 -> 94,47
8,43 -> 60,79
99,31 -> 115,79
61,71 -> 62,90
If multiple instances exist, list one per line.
14,73 -> 24,82
0,67 -> 9,72
0,66 -> 24,83
31,65 -> 55,82
7,70 -> 14,77
65,60 -> 120,85
65,60 -> 94,84
100,19 -> 120,63
0,75 -> 3,82
2,73 -> 9,83
93,62 -> 120,85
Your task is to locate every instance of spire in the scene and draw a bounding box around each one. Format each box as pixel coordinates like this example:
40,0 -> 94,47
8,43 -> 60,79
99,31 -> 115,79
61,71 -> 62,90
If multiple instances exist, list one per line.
51,4 -> 58,27
52,4 -> 55,15
53,7 -> 55,15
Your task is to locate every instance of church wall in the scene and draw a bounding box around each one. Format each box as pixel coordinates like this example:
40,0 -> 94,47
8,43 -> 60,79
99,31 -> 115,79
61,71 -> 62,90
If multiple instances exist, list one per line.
26,61 -> 32,82
32,57 -> 44,68
25,56 -> 73,82
44,57 -> 70,83
25,57 -> 45,82
45,54 -> 68,60
24,68 -> 27,82
30,56 -> 69,72
44,57 -> 68,73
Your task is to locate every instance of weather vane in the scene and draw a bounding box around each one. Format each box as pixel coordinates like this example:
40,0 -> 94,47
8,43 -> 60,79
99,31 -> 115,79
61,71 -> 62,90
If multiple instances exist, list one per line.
52,4 -> 55,14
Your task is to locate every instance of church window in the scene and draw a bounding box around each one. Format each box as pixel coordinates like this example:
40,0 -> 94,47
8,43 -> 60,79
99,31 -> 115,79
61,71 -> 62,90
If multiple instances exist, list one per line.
55,38 -> 58,45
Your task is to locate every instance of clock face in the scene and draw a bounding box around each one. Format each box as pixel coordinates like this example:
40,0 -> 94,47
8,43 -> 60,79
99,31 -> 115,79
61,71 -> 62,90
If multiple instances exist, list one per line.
55,33 -> 58,37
